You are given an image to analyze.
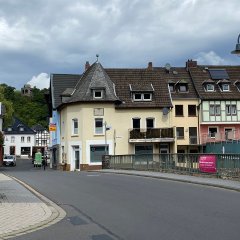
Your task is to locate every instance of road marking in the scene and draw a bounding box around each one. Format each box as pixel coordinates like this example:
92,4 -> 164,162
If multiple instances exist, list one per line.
87,174 -> 100,177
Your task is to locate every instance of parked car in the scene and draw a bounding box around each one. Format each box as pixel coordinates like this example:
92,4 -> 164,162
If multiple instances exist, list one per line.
3,155 -> 16,166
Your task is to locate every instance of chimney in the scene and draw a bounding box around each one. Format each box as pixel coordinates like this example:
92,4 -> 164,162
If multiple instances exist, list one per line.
147,62 -> 153,71
85,61 -> 90,70
186,59 -> 197,71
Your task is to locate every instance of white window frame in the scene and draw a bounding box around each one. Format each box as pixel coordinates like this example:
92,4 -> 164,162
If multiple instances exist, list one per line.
21,136 -> 25,143
209,104 -> 220,116
133,93 -> 142,101
133,93 -> 152,102
206,84 -> 214,92
27,136 -> 31,143
208,127 -> 218,138
222,84 -> 230,92
72,118 -> 79,135
226,104 -> 237,115
95,118 -> 104,135
93,90 -> 103,99
143,93 -> 152,101
11,136 -> 15,143
224,127 -> 235,139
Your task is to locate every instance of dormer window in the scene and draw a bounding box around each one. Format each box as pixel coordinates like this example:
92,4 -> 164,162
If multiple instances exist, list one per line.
7,127 -> 12,131
19,127 -> 24,131
93,90 -> 103,99
133,93 -> 152,101
222,84 -> 230,92
179,84 -> 187,92
143,93 -> 152,100
129,84 -> 154,102
176,80 -> 188,93
206,84 -> 215,91
202,79 -> 215,92
234,80 -> 240,91
217,79 -> 230,92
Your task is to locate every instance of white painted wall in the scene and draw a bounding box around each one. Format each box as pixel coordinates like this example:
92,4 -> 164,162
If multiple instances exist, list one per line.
4,134 -> 36,157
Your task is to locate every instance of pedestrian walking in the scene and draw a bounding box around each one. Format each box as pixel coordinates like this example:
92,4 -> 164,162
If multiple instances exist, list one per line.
42,155 -> 47,170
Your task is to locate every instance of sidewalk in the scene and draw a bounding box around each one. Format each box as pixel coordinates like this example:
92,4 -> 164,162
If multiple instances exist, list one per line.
0,173 -> 66,239
98,169 -> 240,192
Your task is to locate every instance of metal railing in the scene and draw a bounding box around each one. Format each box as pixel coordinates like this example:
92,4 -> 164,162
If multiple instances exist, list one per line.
103,153 -> 240,180
129,128 -> 174,141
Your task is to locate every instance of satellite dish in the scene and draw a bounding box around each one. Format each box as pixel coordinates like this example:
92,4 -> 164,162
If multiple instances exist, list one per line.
162,107 -> 169,115
165,63 -> 171,73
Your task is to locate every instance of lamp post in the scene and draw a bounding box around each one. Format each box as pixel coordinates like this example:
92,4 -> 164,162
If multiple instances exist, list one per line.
231,33 -> 240,55
104,121 -> 111,155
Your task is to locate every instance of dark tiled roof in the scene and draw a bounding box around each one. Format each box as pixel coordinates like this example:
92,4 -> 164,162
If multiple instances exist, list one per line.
105,68 -> 172,108
67,62 -> 119,103
4,117 -> 36,135
154,67 -> 198,99
130,83 -> 154,92
51,63 -> 190,109
61,88 -> 75,96
51,74 -> 81,109
31,124 -> 46,132
189,65 -> 240,100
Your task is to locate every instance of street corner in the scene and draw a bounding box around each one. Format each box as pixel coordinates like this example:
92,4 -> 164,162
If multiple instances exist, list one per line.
0,173 -> 66,239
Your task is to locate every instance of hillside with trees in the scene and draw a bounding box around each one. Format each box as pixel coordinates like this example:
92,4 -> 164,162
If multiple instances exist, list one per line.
0,84 -> 49,129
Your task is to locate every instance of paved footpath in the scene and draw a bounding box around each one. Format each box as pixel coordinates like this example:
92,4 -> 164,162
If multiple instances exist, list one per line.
98,169 -> 240,192
0,173 -> 66,240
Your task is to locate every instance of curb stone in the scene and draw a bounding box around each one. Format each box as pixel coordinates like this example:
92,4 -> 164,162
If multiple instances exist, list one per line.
0,174 -> 66,239
92,170 -> 240,193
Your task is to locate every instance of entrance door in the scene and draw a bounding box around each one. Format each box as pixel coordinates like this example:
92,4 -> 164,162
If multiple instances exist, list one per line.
10,146 -> 15,155
189,127 -> 198,144
160,145 -> 169,168
73,146 -> 80,170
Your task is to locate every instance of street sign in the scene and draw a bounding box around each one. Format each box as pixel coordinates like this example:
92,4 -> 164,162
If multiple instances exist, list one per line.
199,155 -> 217,173
49,123 -> 56,131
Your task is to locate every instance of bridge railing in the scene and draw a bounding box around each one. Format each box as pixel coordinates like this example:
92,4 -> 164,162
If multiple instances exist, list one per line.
102,154 -> 240,180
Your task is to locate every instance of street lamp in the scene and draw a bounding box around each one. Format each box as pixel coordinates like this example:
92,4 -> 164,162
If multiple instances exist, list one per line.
231,33 -> 240,55
104,121 -> 111,155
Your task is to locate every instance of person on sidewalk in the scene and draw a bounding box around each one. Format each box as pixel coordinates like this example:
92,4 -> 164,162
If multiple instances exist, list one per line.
42,155 -> 47,171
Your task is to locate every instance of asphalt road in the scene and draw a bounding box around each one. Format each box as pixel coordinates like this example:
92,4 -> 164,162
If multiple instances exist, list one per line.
1,159 -> 240,240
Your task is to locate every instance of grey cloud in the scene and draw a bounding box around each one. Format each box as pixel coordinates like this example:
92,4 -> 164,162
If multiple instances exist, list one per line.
0,0 -> 240,89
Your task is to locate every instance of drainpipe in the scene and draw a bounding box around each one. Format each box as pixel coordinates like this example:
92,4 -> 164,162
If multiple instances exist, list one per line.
197,99 -> 202,152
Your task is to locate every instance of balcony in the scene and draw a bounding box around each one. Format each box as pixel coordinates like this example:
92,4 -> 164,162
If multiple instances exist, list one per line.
129,128 -> 174,143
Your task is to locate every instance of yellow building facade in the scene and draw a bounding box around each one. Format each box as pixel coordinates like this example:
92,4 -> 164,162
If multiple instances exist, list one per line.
60,103 -> 175,170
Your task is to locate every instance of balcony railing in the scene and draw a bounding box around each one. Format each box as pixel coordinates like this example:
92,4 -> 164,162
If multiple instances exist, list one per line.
129,128 -> 174,142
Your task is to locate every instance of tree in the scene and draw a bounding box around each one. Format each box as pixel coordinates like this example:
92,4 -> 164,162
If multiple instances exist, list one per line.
0,84 -> 49,129
0,86 -> 14,127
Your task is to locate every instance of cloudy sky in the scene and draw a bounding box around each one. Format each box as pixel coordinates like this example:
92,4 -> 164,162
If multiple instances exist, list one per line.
0,0 -> 239,90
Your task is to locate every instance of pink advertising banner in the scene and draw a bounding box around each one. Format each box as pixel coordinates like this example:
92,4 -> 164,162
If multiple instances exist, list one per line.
199,155 -> 217,173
